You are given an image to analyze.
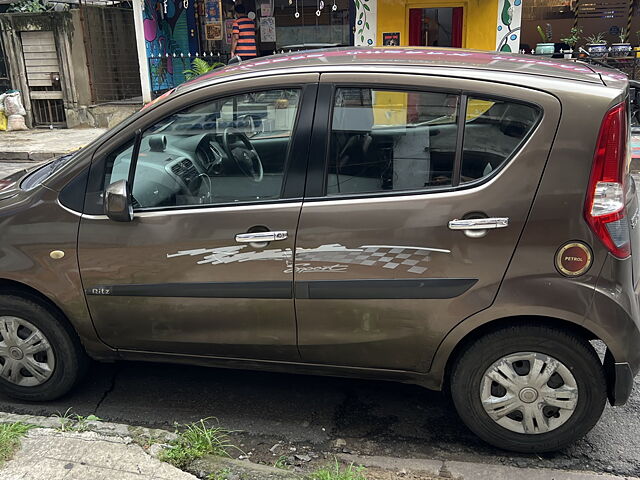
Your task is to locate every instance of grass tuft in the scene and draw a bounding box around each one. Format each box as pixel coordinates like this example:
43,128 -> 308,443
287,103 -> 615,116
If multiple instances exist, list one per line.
307,459 -> 367,480
206,468 -> 232,480
0,423 -> 33,465
274,454 -> 291,470
160,418 -> 236,469
53,408 -> 101,432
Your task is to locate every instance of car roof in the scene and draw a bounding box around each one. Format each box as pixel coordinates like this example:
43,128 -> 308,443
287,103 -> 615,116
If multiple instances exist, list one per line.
182,47 -> 628,90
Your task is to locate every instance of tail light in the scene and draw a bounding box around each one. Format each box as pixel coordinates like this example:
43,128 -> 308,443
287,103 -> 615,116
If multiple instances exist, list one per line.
584,102 -> 631,259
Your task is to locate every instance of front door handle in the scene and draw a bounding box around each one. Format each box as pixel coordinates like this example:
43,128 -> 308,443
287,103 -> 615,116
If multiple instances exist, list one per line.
448,217 -> 509,230
235,231 -> 288,243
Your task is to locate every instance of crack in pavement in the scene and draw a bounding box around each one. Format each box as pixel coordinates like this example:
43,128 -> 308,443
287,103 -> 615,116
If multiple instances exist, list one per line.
94,364 -> 120,417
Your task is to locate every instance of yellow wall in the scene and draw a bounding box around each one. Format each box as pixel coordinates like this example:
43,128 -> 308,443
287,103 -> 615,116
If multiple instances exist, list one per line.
376,0 -> 498,50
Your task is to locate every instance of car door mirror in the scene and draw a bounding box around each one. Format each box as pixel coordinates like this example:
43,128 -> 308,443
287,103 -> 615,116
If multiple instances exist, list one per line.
104,179 -> 133,222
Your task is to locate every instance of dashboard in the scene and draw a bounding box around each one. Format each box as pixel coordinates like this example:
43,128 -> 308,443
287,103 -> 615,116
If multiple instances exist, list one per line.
111,133 -> 234,209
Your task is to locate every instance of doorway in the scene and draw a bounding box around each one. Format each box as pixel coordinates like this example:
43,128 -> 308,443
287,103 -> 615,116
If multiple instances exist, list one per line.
408,7 -> 463,48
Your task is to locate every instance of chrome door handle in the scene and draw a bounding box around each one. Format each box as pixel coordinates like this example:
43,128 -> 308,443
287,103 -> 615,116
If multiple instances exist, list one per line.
235,231 -> 288,243
448,218 -> 509,230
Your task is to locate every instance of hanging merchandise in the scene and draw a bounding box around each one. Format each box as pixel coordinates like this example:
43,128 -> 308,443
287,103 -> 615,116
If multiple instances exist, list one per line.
260,1 -> 272,16
294,0 -> 300,18
204,0 -> 222,22
331,0 -> 337,11
316,0 -> 321,16
225,18 -> 234,43
260,16 -> 276,41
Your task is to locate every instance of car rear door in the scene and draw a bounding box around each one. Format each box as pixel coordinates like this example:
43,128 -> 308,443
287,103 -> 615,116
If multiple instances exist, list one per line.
293,72 -> 561,372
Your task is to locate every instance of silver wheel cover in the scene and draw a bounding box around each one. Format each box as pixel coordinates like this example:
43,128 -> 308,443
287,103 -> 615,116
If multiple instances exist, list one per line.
480,352 -> 578,434
0,316 -> 55,387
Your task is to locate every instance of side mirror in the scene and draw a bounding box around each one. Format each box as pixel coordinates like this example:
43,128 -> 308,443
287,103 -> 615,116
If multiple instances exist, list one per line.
104,179 -> 133,222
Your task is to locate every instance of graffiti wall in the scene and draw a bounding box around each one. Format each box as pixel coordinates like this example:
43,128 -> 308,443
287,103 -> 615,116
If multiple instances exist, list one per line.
144,0 -> 198,92
495,0 -> 522,52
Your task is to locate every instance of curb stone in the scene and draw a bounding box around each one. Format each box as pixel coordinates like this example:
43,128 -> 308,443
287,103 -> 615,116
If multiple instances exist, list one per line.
0,411 -> 300,479
190,455 -> 302,480
338,454 -> 640,480
0,411 -> 178,444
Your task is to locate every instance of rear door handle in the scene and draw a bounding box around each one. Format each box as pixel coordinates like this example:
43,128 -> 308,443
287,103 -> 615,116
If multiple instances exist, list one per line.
235,231 -> 288,243
448,218 -> 509,230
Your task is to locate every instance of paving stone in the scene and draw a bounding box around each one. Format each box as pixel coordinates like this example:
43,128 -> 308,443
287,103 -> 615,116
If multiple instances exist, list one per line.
1,428 -> 196,480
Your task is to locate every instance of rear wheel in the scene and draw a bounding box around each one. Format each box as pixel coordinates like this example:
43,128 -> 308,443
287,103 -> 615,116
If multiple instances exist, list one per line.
450,324 -> 606,452
0,295 -> 87,401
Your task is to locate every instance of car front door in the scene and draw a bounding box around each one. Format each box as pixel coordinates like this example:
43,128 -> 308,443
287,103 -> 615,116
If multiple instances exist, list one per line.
294,73 -> 561,371
78,75 -> 317,361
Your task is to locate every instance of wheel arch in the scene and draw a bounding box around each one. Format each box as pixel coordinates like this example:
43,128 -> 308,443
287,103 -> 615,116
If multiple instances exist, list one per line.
0,278 -> 83,342
428,315 -> 607,393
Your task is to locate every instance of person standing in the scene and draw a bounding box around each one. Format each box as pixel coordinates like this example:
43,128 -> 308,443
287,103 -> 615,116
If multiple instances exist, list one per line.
231,4 -> 257,61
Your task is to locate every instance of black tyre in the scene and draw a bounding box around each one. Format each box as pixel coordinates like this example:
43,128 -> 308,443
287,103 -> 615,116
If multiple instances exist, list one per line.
450,324 -> 606,453
0,294 -> 88,401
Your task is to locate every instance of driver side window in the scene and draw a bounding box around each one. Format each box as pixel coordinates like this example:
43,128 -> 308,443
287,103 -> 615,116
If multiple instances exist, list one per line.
108,89 -> 301,210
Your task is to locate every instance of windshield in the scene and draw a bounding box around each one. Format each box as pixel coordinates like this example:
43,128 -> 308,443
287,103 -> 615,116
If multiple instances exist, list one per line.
20,153 -> 77,191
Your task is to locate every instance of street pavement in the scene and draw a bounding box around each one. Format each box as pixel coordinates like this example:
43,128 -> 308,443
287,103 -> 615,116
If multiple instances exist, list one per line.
1,427 -> 196,480
0,128 -> 105,162
0,360 -> 637,478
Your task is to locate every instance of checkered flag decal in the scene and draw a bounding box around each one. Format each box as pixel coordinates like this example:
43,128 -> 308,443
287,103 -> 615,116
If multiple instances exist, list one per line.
296,244 -> 436,275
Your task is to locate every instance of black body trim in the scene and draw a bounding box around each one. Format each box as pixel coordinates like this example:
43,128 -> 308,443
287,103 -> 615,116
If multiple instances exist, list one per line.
86,278 -> 476,300
86,282 -> 292,299
605,349 -> 635,406
295,278 -> 477,299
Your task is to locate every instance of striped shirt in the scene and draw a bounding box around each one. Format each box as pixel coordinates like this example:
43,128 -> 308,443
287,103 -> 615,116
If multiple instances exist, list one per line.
232,16 -> 257,59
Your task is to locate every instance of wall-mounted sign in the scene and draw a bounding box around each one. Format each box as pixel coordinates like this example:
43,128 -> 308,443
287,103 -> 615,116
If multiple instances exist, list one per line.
383,32 -> 400,46
206,22 -> 223,40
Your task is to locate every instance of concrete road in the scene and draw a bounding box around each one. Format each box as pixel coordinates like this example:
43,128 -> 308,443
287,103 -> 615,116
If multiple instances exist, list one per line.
0,361 -> 638,477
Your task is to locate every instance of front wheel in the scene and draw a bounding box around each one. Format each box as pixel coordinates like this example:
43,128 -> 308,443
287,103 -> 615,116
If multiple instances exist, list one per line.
0,295 -> 88,401
450,324 -> 607,453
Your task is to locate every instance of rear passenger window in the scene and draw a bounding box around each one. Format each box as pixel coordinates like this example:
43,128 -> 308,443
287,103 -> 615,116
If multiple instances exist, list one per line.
461,98 -> 541,183
327,88 -> 459,195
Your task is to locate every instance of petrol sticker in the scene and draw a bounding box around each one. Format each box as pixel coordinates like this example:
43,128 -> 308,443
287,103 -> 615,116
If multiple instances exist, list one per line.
555,242 -> 592,277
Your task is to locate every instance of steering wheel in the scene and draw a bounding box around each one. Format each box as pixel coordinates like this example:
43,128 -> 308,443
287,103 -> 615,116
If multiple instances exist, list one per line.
222,127 -> 264,182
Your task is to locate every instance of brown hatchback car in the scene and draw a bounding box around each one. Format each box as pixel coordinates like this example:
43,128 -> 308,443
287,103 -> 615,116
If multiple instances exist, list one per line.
0,48 -> 638,453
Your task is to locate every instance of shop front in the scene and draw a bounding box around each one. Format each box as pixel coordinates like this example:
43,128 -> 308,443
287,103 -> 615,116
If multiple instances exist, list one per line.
141,0 -> 355,94
133,0 -> 521,99
374,0 -> 519,51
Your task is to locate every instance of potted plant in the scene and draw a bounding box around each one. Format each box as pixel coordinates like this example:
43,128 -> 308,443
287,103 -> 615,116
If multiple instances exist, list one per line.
560,26 -> 582,58
535,25 -> 555,55
611,28 -> 632,57
586,32 -> 608,57
183,58 -> 225,81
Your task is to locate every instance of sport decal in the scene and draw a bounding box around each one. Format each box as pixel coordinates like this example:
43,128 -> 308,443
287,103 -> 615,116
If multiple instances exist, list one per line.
167,244 -> 450,275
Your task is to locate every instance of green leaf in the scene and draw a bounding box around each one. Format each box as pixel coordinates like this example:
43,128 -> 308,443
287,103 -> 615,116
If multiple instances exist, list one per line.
358,12 -> 363,18
365,22 -> 369,29
363,4 -> 370,10
501,0 -> 512,26
500,44 -> 512,52
361,35 -> 365,42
